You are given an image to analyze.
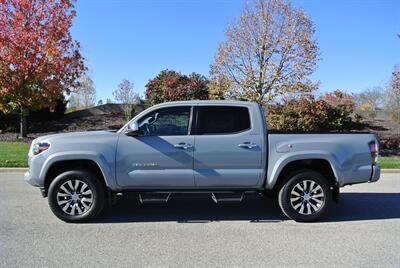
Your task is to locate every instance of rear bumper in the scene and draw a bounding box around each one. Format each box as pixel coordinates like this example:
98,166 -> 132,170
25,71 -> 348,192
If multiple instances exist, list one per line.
369,165 -> 380,183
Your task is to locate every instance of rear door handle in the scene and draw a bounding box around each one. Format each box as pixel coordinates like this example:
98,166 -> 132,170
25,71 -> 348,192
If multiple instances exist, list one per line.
174,143 -> 193,150
238,142 -> 257,149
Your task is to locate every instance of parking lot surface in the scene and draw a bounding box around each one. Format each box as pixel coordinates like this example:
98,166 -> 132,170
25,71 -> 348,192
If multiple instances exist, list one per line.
0,172 -> 399,267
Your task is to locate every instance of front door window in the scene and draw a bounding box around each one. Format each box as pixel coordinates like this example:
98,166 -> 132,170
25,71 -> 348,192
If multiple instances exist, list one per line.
138,106 -> 191,136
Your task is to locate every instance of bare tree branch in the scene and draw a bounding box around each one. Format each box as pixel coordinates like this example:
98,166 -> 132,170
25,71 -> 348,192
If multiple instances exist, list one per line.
211,0 -> 319,105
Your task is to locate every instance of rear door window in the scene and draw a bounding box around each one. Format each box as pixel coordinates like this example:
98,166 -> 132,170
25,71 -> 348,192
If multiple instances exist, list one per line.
196,106 -> 250,135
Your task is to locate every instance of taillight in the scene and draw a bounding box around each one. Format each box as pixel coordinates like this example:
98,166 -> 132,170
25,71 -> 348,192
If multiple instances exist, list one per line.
369,142 -> 375,153
369,140 -> 379,164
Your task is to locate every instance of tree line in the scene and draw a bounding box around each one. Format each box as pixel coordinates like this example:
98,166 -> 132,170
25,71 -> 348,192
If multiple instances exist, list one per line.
0,0 -> 399,137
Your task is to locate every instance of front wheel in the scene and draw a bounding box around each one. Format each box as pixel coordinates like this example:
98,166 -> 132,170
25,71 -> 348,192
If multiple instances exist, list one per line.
278,170 -> 332,222
48,170 -> 106,223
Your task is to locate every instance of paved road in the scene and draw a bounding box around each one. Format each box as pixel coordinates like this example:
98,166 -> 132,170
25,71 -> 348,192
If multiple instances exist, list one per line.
0,172 -> 399,267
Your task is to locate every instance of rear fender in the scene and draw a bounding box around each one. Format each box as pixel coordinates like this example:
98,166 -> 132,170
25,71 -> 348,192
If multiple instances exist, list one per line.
266,151 -> 341,189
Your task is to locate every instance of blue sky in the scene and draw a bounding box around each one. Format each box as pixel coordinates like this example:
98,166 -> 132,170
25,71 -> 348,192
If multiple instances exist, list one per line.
71,0 -> 400,102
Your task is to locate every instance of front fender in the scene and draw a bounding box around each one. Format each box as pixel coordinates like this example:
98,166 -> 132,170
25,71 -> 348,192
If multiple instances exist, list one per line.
39,151 -> 119,191
266,150 -> 341,189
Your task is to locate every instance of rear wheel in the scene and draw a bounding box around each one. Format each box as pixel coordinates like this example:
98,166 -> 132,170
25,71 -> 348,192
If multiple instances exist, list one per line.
278,170 -> 331,222
48,170 -> 106,223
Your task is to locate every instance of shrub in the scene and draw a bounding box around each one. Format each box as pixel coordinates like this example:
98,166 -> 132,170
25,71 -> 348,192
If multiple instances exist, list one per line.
380,135 -> 400,152
0,95 -> 67,132
267,91 -> 355,131
322,90 -> 355,114
29,95 -> 67,122
267,95 -> 328,131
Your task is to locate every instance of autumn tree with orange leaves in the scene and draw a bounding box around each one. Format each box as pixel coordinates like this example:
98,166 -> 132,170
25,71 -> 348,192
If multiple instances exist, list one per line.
0,0 -> 85,137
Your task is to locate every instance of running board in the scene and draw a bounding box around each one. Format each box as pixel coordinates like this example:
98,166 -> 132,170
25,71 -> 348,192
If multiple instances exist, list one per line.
137,192 -> 246,204
211,192 -> 244,203
139,193 -> 171,204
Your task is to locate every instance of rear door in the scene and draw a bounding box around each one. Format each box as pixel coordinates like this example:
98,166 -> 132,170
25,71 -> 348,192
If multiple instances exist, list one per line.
193,105 -> 263,187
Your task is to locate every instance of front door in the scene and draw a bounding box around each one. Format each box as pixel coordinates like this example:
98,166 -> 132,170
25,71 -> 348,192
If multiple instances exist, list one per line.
116,106 -> 195,188
194,105 -> 262,187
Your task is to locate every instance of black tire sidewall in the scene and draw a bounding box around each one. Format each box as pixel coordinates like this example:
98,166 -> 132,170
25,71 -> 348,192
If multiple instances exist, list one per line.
278,170 -> 332,222
48,170 -> 105,223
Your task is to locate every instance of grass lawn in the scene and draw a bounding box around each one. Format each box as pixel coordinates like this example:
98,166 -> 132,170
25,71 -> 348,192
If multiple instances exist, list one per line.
0,142 -> 30,167
0,141 -> 399,169
379,156 -> 400,169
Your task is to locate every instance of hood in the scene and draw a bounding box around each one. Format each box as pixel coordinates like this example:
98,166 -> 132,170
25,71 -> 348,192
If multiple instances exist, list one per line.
33,130 -> 118,144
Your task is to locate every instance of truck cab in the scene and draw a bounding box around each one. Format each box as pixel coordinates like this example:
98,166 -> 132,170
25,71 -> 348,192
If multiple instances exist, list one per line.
116,101 -> 266,189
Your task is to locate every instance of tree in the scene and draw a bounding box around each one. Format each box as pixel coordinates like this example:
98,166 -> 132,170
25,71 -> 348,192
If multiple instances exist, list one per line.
106,98 -> 113,104
145,69 -> 209,105
97,99 -> 103,106
354,87 -> 383,120
0,0 -> 85,137
79,75 -> 96,108
211,0 -> 319,105
68,74 -> 96,110
385,66 -> 400,126
113,79 -> 139,120
208,74 -> 231,100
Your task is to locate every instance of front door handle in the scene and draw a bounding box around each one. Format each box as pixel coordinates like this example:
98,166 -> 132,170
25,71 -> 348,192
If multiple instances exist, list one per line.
238,142 -> 257,149
174,143 -> 193,150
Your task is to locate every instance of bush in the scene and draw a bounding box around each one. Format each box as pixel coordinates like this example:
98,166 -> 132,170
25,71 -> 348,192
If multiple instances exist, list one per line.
380,135 -> 400,152
29,95 -> 67,122
322,90 -> 355,128
0,112 -> 18,132
0,95 -> 67,132
267,91 -> 355,131
0,112 -> 5,131
267,95 -> 328,131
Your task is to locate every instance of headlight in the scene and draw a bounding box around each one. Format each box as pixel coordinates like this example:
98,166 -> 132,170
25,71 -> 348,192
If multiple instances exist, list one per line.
33,142 -> 50,155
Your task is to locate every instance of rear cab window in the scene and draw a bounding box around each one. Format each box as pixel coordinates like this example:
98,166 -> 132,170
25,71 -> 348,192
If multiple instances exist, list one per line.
196,106 -> 251,135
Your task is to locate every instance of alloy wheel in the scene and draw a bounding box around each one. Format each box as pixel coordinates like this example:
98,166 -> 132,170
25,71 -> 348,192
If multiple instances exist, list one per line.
289,179 -> 325,215
56,179 -> 93,216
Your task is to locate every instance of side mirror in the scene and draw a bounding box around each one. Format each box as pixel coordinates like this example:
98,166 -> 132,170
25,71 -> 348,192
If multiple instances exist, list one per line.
126,121 -> 140,137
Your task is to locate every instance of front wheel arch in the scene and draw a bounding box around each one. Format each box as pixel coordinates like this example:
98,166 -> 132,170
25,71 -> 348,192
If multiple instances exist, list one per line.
47,169 -> 106,222
43,159 -> 107,197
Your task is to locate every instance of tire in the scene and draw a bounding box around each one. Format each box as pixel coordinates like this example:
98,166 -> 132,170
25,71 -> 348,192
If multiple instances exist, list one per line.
278,170 -> 332,222
48,170 -> 106,223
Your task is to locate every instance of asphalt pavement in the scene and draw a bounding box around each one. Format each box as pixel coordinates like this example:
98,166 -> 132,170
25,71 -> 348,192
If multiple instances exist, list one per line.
0,172 -> 399,267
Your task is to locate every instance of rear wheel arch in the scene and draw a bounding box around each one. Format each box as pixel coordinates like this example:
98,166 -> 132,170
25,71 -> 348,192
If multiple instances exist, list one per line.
277,169 -> 332,222
271,159 -> 339,199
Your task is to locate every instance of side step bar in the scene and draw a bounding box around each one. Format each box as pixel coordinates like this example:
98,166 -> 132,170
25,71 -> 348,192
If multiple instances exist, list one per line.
211,192 -> 244,203
138,192 -> 246,204
139,193 -> 172,204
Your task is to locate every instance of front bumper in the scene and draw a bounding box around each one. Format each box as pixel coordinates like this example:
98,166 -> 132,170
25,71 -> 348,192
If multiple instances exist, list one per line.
369,164 -> 380,183
24,170 -> 41,187
24,170 -> 47,197
24,149 -> 46,187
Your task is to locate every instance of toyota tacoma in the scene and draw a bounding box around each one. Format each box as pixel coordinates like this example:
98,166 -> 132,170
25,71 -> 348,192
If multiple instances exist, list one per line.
25,100 -> 381,222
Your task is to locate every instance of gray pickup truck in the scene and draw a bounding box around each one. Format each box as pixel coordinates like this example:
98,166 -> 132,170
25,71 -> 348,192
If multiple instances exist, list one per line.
25,100 -> 380,222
